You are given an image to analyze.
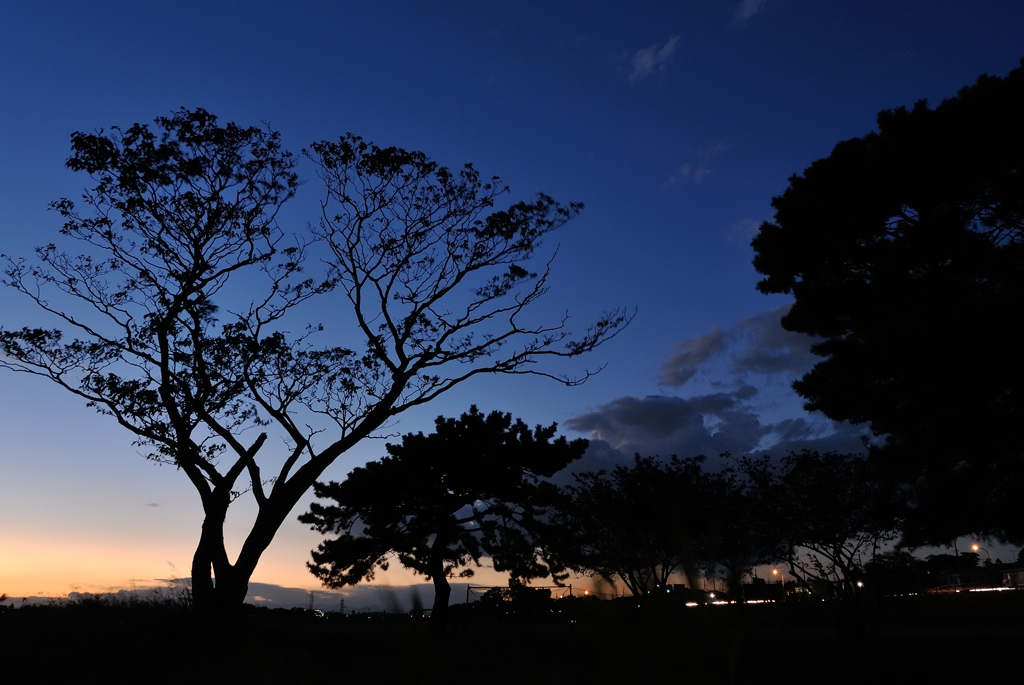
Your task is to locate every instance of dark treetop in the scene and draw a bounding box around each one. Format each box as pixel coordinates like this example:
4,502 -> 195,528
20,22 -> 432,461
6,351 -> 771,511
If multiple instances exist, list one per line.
301,406 -> 586,629
751,60 -> 1024,543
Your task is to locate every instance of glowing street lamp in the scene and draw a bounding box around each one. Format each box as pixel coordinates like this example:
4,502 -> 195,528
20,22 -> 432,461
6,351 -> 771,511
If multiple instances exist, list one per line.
971,543 -> 991,561
772,567 -> 786,602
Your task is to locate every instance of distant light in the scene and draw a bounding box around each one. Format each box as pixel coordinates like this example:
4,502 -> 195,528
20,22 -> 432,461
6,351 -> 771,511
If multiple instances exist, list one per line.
856,581 -> 864,588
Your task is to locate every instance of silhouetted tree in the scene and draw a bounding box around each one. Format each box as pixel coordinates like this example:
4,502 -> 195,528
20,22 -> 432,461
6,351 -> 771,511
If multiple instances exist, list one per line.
0,110 -> 631,610
300,407 -> 585,631
773,451 -> 902,638
711,455 -> 788,599
475,578 -> 556,615
864,550 -> 927,596
752,60 -> 1024,544
547,455 -> 716,597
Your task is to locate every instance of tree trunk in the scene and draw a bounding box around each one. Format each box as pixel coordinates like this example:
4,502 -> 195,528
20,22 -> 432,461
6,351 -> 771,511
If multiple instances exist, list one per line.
431,572 -> 452,634
186,410 -> 399,612
190,500 -> 289,612
191,502 -> 232,611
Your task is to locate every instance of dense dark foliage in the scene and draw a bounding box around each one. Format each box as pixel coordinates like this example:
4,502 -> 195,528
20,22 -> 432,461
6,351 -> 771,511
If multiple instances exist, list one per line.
766,451 -> 903,638
752,60 -> 1024,543
543,455 -> 716,596
301,407 -> 585,630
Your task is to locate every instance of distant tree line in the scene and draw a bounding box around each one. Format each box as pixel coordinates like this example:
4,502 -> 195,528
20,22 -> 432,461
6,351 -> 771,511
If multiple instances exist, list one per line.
300,405 -> 914,635
302,402 -> 1021,638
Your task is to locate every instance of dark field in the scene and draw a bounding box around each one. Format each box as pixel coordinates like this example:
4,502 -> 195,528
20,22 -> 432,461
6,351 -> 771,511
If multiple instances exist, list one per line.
3,593 -> 1021,684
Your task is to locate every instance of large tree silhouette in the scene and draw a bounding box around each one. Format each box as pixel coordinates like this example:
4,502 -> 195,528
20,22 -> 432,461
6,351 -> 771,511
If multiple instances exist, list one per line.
0,109 -> 631,610
301,406 -> 585,631
752,60 -> 1024,543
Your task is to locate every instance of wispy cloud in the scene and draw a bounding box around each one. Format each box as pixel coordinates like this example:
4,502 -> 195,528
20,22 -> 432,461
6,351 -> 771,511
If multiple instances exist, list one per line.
630,36 -> 680,81
668,163 -> 713,184
726,218 -> 763,244
556,303 -> 870,472
734,0 -> 767,23
660,305 -> 820,388
696,142 -> 728,160
667,143 -> 728,186
660,326 -> 730,385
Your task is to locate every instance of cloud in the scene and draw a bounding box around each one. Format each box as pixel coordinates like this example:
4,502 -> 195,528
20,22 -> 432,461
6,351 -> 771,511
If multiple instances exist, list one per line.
734,0 -> 767,22
558,304 -> 869,476
630,36 -> 680,81
660,304 -> 819,386
561,391 -> 869,479
53,582 -> 469,613
564,388 -> 771,467
667,143 -> 728,186
766,419 -> 874,455
696,143 -> 729,160
144,502 -> 160,507
660,326 -> 729,385
668,163 -> 713,185
242,582 -> 503,612
726,218 -> 762,244
732,307 -> 820,375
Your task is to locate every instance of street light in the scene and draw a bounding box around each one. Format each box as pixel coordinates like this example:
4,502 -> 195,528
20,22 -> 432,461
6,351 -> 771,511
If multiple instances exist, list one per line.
971,543 -> 991,562
772,568 -> 786,602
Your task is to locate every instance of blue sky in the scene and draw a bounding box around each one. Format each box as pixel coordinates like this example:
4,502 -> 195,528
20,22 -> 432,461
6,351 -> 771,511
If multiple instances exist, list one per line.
2,1 -> 1022,598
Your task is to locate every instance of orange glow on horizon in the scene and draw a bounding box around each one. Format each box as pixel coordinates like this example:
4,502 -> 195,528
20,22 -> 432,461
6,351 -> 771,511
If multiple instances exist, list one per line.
0,534 -> 205,596
1,535 -> 514,598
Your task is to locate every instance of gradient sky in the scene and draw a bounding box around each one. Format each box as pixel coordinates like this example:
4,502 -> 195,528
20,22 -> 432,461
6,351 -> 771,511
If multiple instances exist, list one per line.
2,1 -> 1022,602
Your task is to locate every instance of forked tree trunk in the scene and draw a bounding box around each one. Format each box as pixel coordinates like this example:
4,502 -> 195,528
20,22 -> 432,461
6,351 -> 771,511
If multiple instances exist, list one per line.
191,501 -> 232,611
188,405 -> 399,612
190,501 -> 290,612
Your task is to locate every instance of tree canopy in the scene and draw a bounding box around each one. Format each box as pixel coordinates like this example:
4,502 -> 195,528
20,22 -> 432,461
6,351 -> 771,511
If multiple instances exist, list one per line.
751,60 -> 1024,543
545,455 -> 720,597
300,406 -> 586,629
777,451 -> 900,633
708,455 -> 788,598
0,109 -> 630,609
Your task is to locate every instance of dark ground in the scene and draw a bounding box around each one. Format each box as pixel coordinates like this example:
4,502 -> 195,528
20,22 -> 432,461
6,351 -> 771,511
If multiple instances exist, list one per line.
2,592 -> 1020,684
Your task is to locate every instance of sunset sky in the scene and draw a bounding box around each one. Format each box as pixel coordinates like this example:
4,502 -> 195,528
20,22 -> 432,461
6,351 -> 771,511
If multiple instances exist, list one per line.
2,1 -> 1022,606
